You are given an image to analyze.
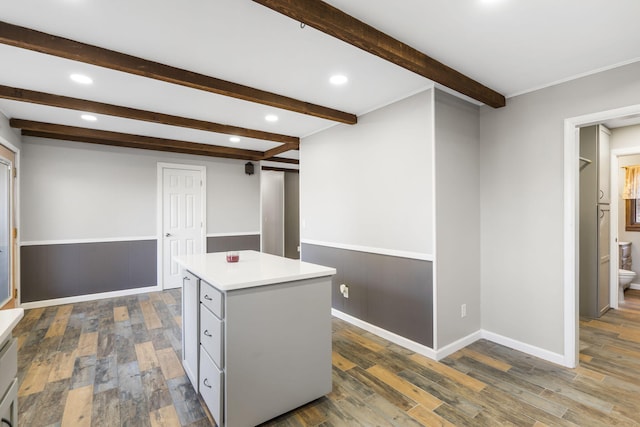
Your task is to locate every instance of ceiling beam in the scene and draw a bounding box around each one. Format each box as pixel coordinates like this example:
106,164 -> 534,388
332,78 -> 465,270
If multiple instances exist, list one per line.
10,119 -> 265,161
0,85 -> 299,145
0,21 -> 357,124
262,166 -> 299,173
266,157 -> 299,165
261,141 -> 300,160
253,0 -> 506,108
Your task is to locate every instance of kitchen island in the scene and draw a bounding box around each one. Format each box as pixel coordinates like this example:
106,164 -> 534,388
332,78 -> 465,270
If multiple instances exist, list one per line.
175,250 -> 336,427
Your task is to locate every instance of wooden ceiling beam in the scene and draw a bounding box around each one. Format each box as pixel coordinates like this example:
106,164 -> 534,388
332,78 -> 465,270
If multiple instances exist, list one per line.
261,141 -> 300,160
11,119 -> 264,161
0,21 -> 357,124
253,0 -> 506,108
0,85 -> 300,145
267,157 -> 299,165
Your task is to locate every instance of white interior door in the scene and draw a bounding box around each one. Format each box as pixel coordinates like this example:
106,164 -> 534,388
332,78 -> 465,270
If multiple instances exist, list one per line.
161,166 -> 205,289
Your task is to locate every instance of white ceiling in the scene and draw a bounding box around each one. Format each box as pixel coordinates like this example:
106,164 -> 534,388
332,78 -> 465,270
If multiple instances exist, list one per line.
1,0 -> 639,159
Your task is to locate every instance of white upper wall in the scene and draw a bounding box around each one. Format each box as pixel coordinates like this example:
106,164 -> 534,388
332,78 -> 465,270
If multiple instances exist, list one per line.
300,89 -> 433,256
21,137 -> 260,242
480,61 -> 640,356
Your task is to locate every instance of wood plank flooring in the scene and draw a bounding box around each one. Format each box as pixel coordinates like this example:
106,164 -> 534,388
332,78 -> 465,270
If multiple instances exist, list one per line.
14,289 -> 640,426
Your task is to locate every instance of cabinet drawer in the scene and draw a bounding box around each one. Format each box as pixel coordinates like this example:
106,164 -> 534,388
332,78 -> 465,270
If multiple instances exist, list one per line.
0,378 -> 18,426
200,346 -> 223,426
0,338 -> 17,398
200,304 -> 224,369
200,280 -> 224,319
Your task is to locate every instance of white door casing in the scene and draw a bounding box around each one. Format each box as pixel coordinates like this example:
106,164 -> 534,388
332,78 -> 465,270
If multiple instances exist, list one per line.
158,163 -> 206,289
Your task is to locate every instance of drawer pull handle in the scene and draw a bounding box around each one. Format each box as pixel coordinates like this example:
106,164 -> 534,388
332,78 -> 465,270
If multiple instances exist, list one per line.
183,276 -> 190,282
203,378 -> 212,388
204,330 -> 212,337
204,294 -> 213,301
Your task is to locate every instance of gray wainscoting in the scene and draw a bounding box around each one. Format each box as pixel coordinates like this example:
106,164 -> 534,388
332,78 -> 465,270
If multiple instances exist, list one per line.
21,239 -> 157,303
207,234 -> 260,253
302,243 -> 433,348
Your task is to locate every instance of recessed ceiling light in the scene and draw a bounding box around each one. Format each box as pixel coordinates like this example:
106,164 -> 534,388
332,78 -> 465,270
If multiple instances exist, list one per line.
229,136 -> 241,143
81,114 -> 97,121
265,114 -> 279,122
330,74 -> 348,85
70,73 -> 93,85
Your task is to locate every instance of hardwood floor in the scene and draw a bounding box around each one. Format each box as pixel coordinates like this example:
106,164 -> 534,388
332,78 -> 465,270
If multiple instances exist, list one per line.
14,289 -> 640,426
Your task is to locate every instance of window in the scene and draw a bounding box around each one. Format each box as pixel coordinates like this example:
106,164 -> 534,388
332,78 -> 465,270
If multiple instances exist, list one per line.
626,199 -> 640,231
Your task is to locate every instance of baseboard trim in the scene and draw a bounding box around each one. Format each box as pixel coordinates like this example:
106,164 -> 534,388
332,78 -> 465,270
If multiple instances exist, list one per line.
435,331 -> 483,360
480,330 -> 567,366
331,309 -> 436,359
332,308 -> 569,367
20,285 -> 161,309
629,283 -> 640,290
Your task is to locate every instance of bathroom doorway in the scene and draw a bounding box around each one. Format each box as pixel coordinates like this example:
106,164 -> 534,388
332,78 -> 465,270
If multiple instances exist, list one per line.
565,103 -> 640,367
611,148 -> 640,309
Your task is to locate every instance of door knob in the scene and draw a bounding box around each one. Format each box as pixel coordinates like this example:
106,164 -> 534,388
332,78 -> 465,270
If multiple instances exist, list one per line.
165,233 -> 172,237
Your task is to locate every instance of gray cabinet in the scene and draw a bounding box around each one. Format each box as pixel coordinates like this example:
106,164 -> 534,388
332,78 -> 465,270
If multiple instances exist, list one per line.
0,336 -> 18,426
199,279 -> 224,424
182,271 -> 199,390
580,124 -> 612,318
182,268 -> 332,427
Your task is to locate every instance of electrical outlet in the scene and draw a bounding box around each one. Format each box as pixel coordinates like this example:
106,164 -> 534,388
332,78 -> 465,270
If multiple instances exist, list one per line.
339,284 -> 349,298
461,304 -> 467,318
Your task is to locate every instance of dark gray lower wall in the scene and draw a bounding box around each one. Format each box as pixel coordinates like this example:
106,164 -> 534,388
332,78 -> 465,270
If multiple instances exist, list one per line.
21,239 -> 157,303
207,234 -> 260,253
302,243 -> 433,348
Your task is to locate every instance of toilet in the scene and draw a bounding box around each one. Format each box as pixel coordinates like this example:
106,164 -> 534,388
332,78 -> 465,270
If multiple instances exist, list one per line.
618,269 -> 636,303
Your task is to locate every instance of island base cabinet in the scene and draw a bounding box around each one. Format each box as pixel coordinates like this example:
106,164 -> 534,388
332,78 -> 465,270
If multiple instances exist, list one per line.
182,272 -> 200,391
200,347 -> 223,425
177,251 -> 335,427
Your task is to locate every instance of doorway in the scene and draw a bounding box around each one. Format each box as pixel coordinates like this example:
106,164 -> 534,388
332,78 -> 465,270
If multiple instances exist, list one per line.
260,168 -> 300,259
564,103 -> 640,367
0,144 -> 15,310
157,163 -> 206,289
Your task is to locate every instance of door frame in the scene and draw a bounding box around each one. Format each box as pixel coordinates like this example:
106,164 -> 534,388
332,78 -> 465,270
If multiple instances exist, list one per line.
0,136 -> 19,309
157,162 -> 207,290
564,103 -> 640,368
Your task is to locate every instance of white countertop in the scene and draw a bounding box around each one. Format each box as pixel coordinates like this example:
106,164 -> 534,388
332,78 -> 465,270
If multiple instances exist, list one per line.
0,308 -> 24,346
175,250 -> 336,291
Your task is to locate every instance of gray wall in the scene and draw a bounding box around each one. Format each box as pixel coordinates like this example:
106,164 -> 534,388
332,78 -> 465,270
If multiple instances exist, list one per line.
434,90 -> 481,348
207,234 -> 260,253
480,61 -> 640,354
302,243 -> 433,347
21,240 -> 156,302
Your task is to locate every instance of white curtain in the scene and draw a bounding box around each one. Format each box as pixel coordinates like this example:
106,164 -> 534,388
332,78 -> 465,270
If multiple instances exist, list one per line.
623,165 -> 640,199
